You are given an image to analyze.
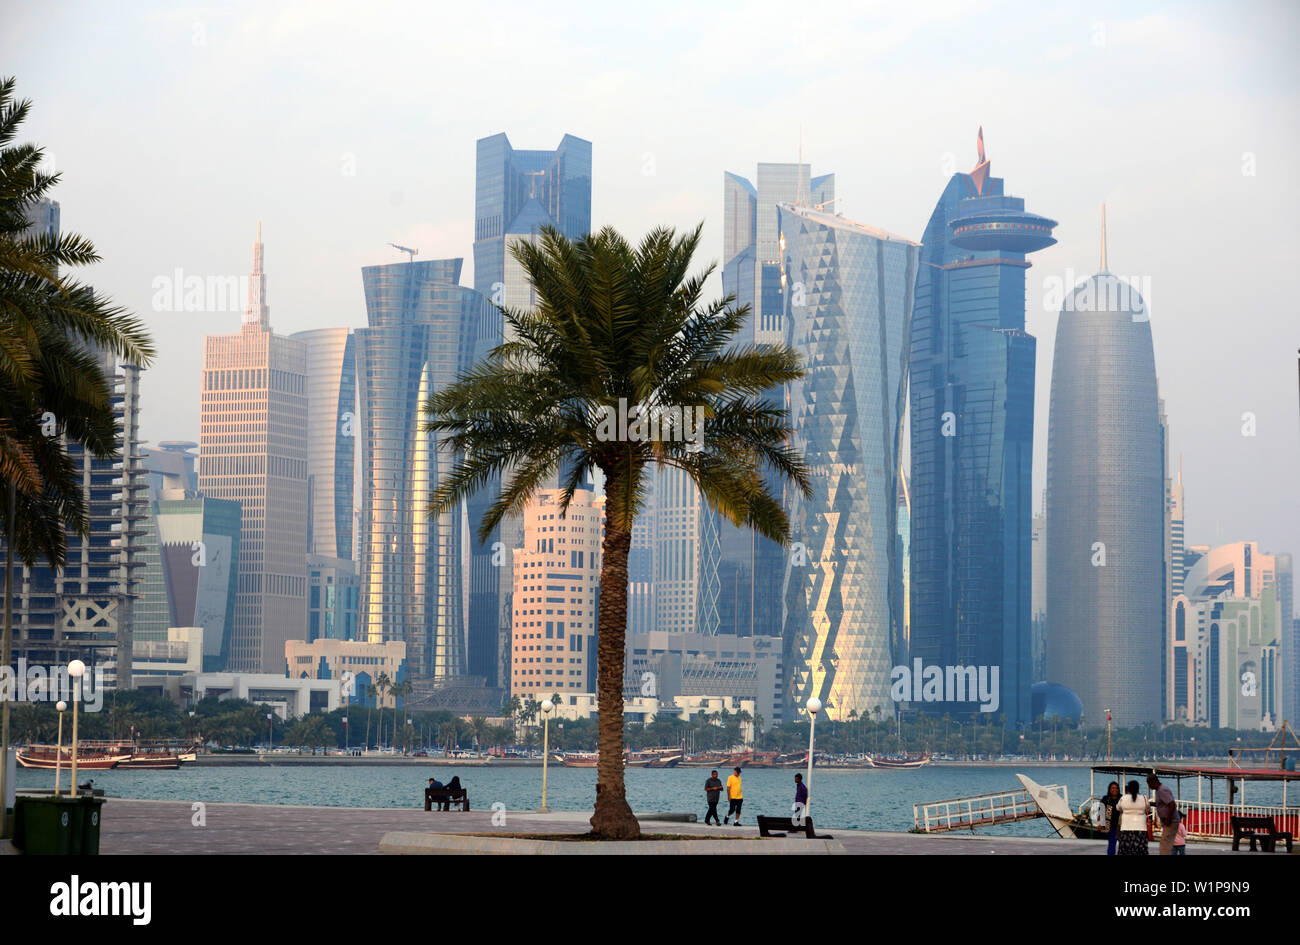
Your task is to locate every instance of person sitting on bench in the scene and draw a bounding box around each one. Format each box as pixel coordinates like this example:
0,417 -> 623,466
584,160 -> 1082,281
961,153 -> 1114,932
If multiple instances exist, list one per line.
442,776 -> 463,811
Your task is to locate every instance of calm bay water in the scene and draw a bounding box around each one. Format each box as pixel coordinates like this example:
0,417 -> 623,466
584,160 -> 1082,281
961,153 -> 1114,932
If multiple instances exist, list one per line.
13,763 -> 1199,834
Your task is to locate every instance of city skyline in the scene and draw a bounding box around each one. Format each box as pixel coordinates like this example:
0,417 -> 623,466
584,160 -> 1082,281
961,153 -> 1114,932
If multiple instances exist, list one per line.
6,2 -> 1295,563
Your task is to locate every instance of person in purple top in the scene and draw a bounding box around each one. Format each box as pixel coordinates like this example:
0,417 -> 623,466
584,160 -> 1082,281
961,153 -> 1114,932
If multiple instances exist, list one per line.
794,772 -> 809,813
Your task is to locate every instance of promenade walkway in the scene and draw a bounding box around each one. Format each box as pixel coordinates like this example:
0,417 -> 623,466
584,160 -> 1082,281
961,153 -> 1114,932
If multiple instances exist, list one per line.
83,798 -> 1238,855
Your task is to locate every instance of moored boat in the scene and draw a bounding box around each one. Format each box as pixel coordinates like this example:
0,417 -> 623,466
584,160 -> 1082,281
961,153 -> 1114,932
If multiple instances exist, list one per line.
16,745 -> 129,770
866,752 -> 931,769
1022,763 -> 1300,842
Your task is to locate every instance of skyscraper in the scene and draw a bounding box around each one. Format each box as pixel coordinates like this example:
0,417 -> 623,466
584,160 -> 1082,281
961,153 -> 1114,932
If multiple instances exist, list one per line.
468,133 -> 592,686
355,257 -> 489,681
292,327 -> 356,562
1171,542 -> 1286,728
473,133 -> 592,303
1032,502 -> 1047,683
199,226 -> 308,674
653,465 -> 711,634
510,487 -> 603,700
779,202 -> 918,722
1046,216 -> 1163,726
713,162 -> 834,640
136,440 -> 241,670
154,495 -> 242,671
909,130 -> 1055,725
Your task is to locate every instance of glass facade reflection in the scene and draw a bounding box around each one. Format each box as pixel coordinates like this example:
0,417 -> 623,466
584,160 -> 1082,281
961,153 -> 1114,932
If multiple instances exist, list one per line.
356,258 -> 489,681
779,204 -> 918,722
909,137 -> 1055,725
712,165 -> 834,643
292,327 -> 356,562
469,133 -> 591,687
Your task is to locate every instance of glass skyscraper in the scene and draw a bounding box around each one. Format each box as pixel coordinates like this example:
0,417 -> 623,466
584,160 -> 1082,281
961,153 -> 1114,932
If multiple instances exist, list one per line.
779,203 -> 918,722
908,131 -> 1055,725
1047,234 -> 1164,726
292,327 -> 356,562
356,258 -> 489,681
469,133 -> 591,688
713,164 -> 834,641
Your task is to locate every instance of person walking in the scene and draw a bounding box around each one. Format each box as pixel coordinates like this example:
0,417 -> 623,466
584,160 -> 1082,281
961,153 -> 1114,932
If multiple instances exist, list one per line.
703,770 -> 723,825
1100,781 -> 1122,855
723,767 -> 744,826
793,772 -> 809,818
1116,779 -> 1151,855
1148,772 -> 1180,856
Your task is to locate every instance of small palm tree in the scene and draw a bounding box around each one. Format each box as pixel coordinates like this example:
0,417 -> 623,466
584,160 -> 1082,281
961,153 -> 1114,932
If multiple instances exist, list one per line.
363,684 -> 375,750
468,715 -> 489,757
388,678 -> 411,750
426,224 -> 809,839
373,672 -> 391,747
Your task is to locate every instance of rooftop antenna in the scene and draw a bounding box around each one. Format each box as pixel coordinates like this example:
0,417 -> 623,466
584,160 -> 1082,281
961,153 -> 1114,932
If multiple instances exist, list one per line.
1101,203 -> 1109,272
797,126 -> 809,206
388,243 -> 418,262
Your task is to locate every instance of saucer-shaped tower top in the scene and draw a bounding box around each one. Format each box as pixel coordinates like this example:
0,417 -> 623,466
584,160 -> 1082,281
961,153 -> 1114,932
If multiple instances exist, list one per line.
946,128 -> 1058,254
948,203 -> 1058,253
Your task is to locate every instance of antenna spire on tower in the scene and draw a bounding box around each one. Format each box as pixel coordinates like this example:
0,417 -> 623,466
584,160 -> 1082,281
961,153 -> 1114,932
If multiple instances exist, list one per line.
1101,203 -> 1109,272
797,126 -> 809,206
243,221 -> 269,328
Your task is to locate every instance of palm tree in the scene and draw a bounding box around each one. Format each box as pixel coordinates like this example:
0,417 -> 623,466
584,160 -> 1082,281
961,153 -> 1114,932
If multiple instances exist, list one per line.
426,224 -> 809,839
363,684 -> 376,750
0,78 -> 155,838
388,678 -> 411,751
468,715 -> 489,757
373,672 -> 391,747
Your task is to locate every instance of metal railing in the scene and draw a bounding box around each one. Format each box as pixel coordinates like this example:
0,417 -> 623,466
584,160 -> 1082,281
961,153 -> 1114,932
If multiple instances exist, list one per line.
1175,801 -> 1299,841
914,784 -> 1064,833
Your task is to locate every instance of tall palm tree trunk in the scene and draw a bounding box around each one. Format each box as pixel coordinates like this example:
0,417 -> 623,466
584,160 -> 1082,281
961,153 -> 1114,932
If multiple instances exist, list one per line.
590,474 -> 639,840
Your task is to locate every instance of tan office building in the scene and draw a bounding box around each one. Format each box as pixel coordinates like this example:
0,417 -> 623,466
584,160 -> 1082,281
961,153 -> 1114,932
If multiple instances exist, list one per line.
510,488 -> 603,701
285,637 -> 406,708
199,226 -> 308,673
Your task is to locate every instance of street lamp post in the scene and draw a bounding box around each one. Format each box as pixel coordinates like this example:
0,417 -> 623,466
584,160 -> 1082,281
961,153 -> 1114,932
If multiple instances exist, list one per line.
54,700 -> 67,796
805,698 -> 822,821
68,660 -> 85,798
267,713 -> 273,751
539,699 -> 553,813
343,715 -> 349,753
1105,707 -> 1112,763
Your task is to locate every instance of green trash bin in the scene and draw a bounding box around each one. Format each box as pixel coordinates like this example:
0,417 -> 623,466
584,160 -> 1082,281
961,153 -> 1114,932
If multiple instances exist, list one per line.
12,796 -> 81,855
78,795 -> 104,855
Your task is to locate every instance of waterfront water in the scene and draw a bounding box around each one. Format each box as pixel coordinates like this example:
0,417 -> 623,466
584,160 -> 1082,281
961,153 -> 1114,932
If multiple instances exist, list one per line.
22,762 -> 1275,834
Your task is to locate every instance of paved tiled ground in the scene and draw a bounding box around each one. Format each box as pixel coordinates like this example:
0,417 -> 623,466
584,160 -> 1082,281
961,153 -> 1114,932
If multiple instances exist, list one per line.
87,798 -> 1241,855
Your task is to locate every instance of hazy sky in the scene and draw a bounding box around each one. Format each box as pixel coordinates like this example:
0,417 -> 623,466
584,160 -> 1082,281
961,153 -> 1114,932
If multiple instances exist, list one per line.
5,0 -> 1298,579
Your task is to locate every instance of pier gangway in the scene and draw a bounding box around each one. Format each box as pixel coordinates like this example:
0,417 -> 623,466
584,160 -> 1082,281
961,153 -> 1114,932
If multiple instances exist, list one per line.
913,784 -> 1065,833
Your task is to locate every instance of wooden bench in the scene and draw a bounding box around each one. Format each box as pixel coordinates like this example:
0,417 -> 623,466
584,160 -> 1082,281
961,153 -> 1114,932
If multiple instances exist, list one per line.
1230,815 -> 1293,852
756,814 -> 831,839
424,789 -> 470,812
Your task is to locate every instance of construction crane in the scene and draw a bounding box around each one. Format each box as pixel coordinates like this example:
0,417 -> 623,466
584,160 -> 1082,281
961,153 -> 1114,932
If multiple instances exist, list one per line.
388,243 -> 418,262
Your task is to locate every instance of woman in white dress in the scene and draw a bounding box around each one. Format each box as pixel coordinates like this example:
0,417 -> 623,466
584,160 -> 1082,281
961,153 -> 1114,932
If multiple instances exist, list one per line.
1115,779 -> 1151,855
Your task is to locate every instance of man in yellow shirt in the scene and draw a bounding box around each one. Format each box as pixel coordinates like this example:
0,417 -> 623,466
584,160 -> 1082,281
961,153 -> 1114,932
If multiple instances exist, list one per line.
723,767 -> 744,826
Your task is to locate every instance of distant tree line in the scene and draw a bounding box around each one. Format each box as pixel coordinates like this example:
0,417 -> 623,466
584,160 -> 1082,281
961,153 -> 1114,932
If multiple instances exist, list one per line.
6,689 -> 1284,760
